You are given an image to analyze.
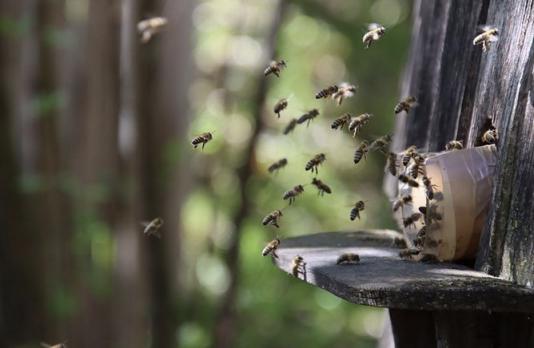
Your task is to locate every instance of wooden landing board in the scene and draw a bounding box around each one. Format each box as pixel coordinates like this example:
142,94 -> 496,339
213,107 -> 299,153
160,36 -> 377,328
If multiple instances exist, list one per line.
272,231 -> 534,312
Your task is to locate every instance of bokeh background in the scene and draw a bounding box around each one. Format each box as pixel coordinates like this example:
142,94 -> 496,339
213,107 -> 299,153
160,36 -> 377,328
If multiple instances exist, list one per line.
0,0 -> 411,347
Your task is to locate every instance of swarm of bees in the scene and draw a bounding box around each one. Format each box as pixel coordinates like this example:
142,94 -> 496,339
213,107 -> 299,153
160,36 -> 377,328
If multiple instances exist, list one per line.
137,17 -> 168,43
363,23 -> 386,49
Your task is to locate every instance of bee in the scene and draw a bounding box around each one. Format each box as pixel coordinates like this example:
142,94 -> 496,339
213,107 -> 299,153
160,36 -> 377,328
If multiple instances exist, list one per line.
262,238 -> 280,258
445,140 -> 463,151
332,82 -> 357,105
393,236 -> 408,249
305,153 -> 326,174
401,145 -> 417,166
398,174 -> 419,187
291,255 -> 306,278
262,210 -> 283,228
315,85 -> 339,99
399,248 -> 420,260
141,217 -> 164,238
137,17 -> 168,43
363,23 -> 386,49
283,184 -> 305,205
353,140 -> 369,165
268,158 -> 288,174
392,195 -> 412,212
394,96 -> 417,114
350,200 -> 365,221
422,176 -> 438,200
336,253 -> 360,265
191,132 -> 213,149
473,26 -> 499,52
297,109 -> 320,126
481,128 -> 498,144
264,59 -> 287,77
41,343 -> 67,348
386,152 -> 399,176
409,154 -> 426,179
403,213 -> 422,228
311,178 -> 332,196
413,226 -> 426,248
283,118 -> 298,135
273,98 -> 288,118
419,204 -> 443,222
369,134 -> 392,153
331,113 -> 352,130
348,113 -> 372,137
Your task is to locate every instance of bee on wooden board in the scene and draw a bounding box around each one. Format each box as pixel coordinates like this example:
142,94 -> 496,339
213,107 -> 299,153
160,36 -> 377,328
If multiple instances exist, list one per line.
137,17 -> 168,43
350,200 -> 366,221
283,118 -> 298,135
363,23 -> 386,49
305,153 -> 326,174
401,145 -> 417,166
348,113 -> 372,137
268,158 -> 288,174
315,85 -> 339,99
398,174 -> 419,188
445,140 -> 464,151
311,177 -> 332,196
353,140 -> 369,165
403,212 -> 422,228
336,253 -> 360,265
369,134 -> 392,153
386,152 -> 399,176
410,154 -> 426,179
264,59 -> 287,77
413,226 -> 426,248
297,109 -> 320,126
262,210 -> 283,228
473,25 -> 499,52
331,113 -> 352,130
191,132 -> 213,149
392,195 -> 413,212
262,238 -> 280,258
422,175 -> 438,200
332,82 -> 357,105
41,343 -> 67,348
291,255 -> 306,278
399,248 -> 420,260
283,184 -> 305,205
482,128 -> 498,144
273,98 -> 288,118
394,96 -> 417,114
419,204 -> 443,222
141,217 -> 164,238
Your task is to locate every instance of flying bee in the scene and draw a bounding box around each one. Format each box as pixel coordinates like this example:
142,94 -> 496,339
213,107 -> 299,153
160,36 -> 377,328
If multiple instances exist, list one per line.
305,153 -> 326,174
350,200 -> 365,221
283,184 -> 305,205
332,82 -> 357,105
394,96 -> 417,114
369,134 -> 392,153
268,158 -> 288,174
399,248 -> 420,260
141,217 -> 164,238
403,212 -> 422,228
445,140 -> 464,151
262,238 -> 280,258
262,210 -> 283,228
419,204 -> 443,222
363,23 -> 386,49
398,174 -> 419,187
137,17 -> 168,43
336,253 -> 360,265
283,118 -> 298,135
481,128 -> 498,144
409,154 -> 426,179
392,195 -> 412,212
264,59 -> 287,77
386,152 -> 399,176
353,140 -> 369,165
331,113 -> 352,130
291,255 -> 306,278
273,98 -> 288,118
473,25 -> 499,52
401,145 -> 417,166
348,113 -> 372,137
311,178 -> 332,196
413,226 -> 427,248
191,132 -> 213,149
41,342 -> 67,348
422,176 -> 438,200
297,109 -> 320,126
315,85 -> 339,99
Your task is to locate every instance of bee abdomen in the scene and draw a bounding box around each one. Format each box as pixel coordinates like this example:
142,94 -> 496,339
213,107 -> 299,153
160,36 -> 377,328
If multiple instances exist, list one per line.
315,85 -> 338,99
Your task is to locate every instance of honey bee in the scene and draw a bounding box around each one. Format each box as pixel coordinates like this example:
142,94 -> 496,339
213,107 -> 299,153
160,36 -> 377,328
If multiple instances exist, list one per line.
141,217 -> 164,238
331,113 -> 352,130
348,113 -> 372,137
422,176 -> 438,200
262,238 -> 280,258
297,109 -> 320,126
262,210 -> 283,228
191,132 -> 213,149
369,134 -> 392,153
392,195 -> 412,212
283,118 -> 298,135
445,140 -> 463,151
264,59 -> 287,77
332,82 -> 357,105
41,342 -> 67,348
315,85 -> 339,99
363,23 -> 386,49
398,174 -> 419,187
273,98 -> 288,118
481,128 -> 498,144
403,212 -> 422,228
473,26 -> 499,52
409,154 -> 426,179
401,145 -> 417,166
291,255 -> 306,278
283,184 -> 305,205
268,158 -> 288,174
386,152 -> 399,176
353,140 -> 369,165
399,248 -> 420,260
137,17 -> 168,43
311,178 -> 332,196
394,96 -> 417,114
305,153 -> 326,174
350,200 -> 365,221
413,226 -> 426,248
336,253 -> 360,265
419,204 -> 443,222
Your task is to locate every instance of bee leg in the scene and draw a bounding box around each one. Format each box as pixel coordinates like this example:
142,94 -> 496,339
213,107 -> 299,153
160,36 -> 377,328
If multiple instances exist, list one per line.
272,250 -> 279,259
201,142 -> 206,150
274,70 -> 280,78
273,222 -> 279,228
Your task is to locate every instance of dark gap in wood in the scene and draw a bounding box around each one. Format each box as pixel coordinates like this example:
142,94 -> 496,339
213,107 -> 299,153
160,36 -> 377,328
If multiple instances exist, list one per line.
390,309 -> 436,348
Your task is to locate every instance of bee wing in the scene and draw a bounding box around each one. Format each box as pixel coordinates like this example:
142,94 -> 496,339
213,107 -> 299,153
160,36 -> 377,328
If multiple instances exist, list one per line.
478,24 -> 493,32
367,23 -> 381,31
488,35 -> 499,42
